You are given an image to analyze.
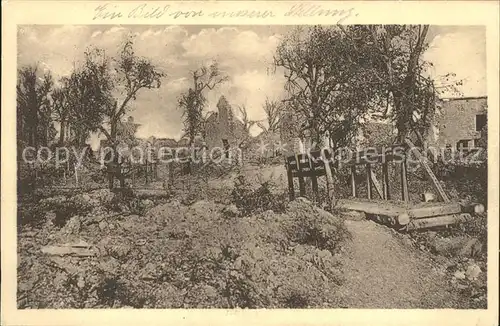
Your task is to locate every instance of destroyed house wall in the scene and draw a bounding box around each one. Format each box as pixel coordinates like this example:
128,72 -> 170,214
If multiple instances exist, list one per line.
431,96 -> 487,149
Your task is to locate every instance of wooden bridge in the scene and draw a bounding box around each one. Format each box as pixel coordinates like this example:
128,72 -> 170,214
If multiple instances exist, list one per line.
285,139 -> 483,231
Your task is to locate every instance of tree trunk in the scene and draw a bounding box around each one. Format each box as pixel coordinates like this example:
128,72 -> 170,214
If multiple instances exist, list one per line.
59,120 -> 66,144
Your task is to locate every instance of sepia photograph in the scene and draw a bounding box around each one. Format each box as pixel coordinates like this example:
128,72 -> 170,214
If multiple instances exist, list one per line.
1,1 -> 499,326
14,23 -> 490,309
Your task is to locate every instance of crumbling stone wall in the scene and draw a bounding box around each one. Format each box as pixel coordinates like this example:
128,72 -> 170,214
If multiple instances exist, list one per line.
205,96 -> 247,151
430,97 -> 487,149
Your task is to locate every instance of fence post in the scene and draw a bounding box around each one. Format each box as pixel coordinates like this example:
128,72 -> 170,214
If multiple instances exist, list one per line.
296,154 -> 306,197
309,154 -> 319,203
168,161 -> 174,188
350,165 -> 357,197
286,159 -> 295,201
383,163 -> 390,200
366,164 -> 372,199
323,149 -> 336,208
401,159 -> 409,202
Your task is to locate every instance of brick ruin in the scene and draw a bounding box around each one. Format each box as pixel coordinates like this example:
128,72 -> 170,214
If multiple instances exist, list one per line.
430,96 -> 488,150
204,96 -> 247,155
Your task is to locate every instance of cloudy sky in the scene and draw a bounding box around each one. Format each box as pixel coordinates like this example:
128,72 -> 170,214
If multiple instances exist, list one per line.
18,25 -> 486,144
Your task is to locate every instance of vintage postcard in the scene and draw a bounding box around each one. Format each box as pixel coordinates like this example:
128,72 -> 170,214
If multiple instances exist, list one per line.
1,1 -> 499,325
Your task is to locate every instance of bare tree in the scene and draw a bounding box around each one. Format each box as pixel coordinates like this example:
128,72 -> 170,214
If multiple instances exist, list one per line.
108,39 -> 165,142
180,61 -> 229,146
236,104 -> 258,133
51,86 -> 70,145
17,64 -> 54,149
262,97 -> 284,133
58,38 -> 165,188
337,25 -> 451,145
235,104 -> 258,150
274,26 -> 378,149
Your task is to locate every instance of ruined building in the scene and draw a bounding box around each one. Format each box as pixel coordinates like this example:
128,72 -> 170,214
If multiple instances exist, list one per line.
204,96 -> 247,153
430,96 -> 488,149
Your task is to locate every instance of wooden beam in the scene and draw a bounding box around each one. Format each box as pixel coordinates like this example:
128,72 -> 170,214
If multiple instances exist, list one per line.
407,203 -> 463,219
168,161 -> 174,188
400,159 -> 409,202
366,164 -> 372,199
397,213 -> 410,225
405,138 -> 450,202
460,203 -> 485,214
296,154 -> 306,197
335,199 -> 406,216
406,213 -> 473,231
369,169 -> 384,199
286,161 -> 295,201
350,165 -> 357,197
322,151 -> 336,208
309,156 -> 320,203
382,163 -> 390,200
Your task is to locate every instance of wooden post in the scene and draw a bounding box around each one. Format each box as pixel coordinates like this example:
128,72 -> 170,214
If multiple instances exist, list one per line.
168,161 -> 174,188
369,169 -> 384,199
405,138 -> 450,202
74,167 -> 79,187
145,161 -> 149,184
309,155 -> 319,203
400,159 -> 409,202
296,154 -> 306,197
382,163 -> 390,200
366,164 -> 372,199
108,171 -> 114,189
323,150 -> 336,208
286,161 -> 295,201
350,165 -> 357,197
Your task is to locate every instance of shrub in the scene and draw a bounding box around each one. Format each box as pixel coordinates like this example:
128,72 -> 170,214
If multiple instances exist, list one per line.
231,173 -> 287,216
285,199 -> 351,253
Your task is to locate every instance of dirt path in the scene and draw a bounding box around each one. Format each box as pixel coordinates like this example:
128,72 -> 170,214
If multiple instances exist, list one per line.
336,219 -> 459,308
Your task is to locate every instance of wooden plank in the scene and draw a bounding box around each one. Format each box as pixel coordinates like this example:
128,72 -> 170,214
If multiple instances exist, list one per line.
400,159 -> 409,202
370,169 -> 384,199
407,203 -> 462,219
366,164 -> 372,199
405,138 -> 450,202
460,203 -> 485,214
406,213 -> 473,231
335,199 -> 406,216
382,163 -> 390,200
350,165 -> 357,197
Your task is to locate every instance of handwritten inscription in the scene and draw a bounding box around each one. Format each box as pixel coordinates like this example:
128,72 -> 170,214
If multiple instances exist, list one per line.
208,9 -> 275,19
93,4 -> 123,20
128,4 -> 170,19
94,3 -> 203,20
93,3 -> 355,23
284,4 -> 355,23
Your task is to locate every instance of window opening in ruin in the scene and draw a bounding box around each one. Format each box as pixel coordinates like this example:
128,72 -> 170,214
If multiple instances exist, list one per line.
475,114 -> 487,132
457,139 -> 469,151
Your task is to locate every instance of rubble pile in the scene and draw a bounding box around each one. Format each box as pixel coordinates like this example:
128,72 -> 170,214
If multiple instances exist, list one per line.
18,196 -> 351,308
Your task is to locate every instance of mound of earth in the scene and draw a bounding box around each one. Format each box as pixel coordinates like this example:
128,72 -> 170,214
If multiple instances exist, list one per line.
18,197 -> 350,308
